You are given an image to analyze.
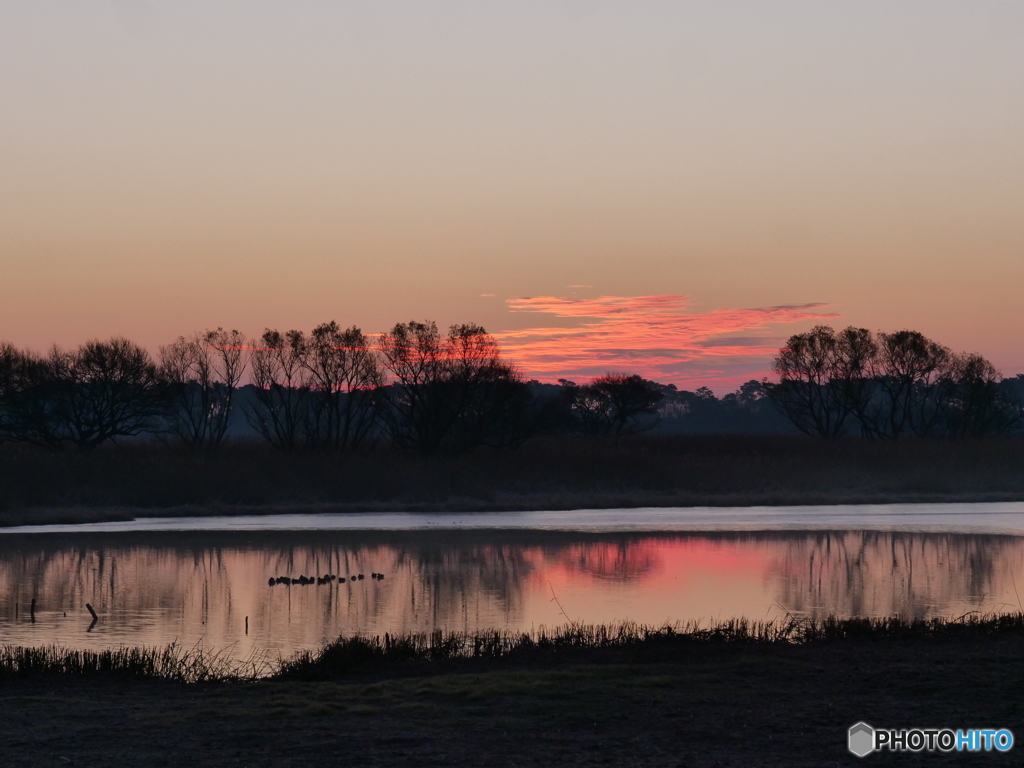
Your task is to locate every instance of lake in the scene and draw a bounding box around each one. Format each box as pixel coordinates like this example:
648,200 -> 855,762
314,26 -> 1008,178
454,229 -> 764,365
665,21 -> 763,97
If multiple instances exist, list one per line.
2,503 -> 1024,663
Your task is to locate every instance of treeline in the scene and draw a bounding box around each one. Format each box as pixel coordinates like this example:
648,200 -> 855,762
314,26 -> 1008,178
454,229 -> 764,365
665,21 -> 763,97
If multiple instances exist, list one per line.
651,380 -> 793,434
1,321 -> 1021,453
0,321 -> 671,454
768,325 -> 1024,437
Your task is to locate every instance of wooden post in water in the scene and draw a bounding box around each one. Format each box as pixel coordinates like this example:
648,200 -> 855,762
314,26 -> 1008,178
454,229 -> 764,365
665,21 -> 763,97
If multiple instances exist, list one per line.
30,598 -> 35,623
85,603 -> 98,631
245,616 -> 249,635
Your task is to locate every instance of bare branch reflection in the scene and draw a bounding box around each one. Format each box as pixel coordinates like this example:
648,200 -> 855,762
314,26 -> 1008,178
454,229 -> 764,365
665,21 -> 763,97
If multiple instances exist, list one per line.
1,530 -> 1022,660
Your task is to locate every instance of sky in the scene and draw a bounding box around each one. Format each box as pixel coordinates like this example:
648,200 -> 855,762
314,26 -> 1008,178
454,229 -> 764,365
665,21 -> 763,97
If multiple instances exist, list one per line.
1,2 -> 1022,390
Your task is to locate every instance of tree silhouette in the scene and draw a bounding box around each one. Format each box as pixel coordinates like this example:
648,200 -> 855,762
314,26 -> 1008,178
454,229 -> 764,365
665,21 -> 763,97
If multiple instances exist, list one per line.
944,353 -> 1023,436
245,329 -> 310,452
301,322 -> 384,451
562,374 -> 663,436
0,343 -> 62,448
159,328 -> 247,449
874,330 -> 951,437
769,325 -> 1021,438
50,338 -> 161,451
379,321 -> 527,453
767,325 -> 851,436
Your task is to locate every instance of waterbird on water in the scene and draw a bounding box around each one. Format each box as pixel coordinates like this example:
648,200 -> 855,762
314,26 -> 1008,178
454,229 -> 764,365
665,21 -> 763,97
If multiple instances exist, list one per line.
269,574 -> 345,586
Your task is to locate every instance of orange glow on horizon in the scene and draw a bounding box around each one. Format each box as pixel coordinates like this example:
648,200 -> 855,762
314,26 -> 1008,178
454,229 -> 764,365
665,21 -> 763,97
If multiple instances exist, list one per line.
494,294 -> 839,388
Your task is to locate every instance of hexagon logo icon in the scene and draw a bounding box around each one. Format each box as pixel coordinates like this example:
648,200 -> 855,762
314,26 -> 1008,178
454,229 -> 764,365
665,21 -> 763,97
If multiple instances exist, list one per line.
848,722 -> 875,757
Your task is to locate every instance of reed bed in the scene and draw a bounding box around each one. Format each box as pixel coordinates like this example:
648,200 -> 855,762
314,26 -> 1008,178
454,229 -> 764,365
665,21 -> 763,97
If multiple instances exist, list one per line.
4,435 -> 1024,520
277,612 -> 1024,678
0,641 -> 272,683
4,613 -> 1023,683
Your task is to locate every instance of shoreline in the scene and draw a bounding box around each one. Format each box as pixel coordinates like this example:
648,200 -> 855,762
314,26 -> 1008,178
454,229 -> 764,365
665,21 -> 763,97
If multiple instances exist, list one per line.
4,490 -> 1024,530
3,614 -> 1023,682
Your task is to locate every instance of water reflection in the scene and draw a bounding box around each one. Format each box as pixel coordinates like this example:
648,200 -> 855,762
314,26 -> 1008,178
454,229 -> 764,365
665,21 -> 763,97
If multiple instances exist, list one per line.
1,530 -> 1021,661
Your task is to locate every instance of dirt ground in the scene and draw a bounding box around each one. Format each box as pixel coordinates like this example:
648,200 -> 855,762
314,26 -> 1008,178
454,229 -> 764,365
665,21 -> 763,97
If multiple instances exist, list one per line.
2,635 -> 1022,767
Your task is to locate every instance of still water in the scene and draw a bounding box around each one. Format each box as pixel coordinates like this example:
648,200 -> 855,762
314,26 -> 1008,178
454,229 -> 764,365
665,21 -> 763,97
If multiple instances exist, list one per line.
2,504 -> 1024,661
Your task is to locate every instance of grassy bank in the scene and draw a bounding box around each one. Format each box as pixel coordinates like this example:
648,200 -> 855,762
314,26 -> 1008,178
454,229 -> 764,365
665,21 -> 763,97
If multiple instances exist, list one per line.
3,435 -> 1024,526
2,616 -> 1023,766
5,613 -> 1024,682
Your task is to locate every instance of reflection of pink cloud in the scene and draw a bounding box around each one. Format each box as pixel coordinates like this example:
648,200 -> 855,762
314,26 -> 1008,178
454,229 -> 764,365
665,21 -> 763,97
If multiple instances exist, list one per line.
495,294 -> 837,390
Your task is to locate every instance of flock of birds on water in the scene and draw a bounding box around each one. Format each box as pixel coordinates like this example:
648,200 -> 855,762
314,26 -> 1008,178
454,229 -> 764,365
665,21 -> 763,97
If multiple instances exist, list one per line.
267,572 -> 385,586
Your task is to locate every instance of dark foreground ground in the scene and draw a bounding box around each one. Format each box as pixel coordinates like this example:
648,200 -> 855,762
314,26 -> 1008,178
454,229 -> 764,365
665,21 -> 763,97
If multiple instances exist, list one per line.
4,435 -> 1024,526
2,635 -> 1022,767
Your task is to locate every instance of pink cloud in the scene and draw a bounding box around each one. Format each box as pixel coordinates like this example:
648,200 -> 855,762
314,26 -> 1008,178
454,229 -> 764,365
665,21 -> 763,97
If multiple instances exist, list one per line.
494,294 -> 838,391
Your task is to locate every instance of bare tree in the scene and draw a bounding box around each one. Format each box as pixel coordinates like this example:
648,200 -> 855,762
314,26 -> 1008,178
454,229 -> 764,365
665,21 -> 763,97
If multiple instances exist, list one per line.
943,352 -> 1019,436
0,343 -> 60,447
245,329 -> 311,451
768,325 -> 1024,438
159,328 -> 247,449
594,374 -> 663,435
767,326 -> 851,436
995,375 -> 1024,435
379,320 -> 450,453
302,322 -> 384,451
560,381 -> 611,436
833,327 -> 881,437
562,374 -> 663,436
379,321 -> 527,453
874,330 -> 951,437
445,323 -> 531,450
48,338 -> 161,451
0,343 -> 26,442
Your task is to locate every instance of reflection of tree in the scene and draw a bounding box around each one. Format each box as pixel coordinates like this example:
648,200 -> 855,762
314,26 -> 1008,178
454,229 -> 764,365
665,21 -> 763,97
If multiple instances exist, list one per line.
545,541 -> 659,582
767,532 -> 1024,619
4,531 -> 1024,658
0,546 -> 226,630
0,535 -> 545,649
383,543 -> 534,632
0,534 -> 668,645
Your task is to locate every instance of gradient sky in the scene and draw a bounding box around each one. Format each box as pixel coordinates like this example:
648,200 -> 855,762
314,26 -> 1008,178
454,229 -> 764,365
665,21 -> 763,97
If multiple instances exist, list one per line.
2,2 -> 1022,390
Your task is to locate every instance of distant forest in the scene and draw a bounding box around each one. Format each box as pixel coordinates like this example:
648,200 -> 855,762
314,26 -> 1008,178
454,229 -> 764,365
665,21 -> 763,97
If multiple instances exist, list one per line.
1,321 -> 1022,454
